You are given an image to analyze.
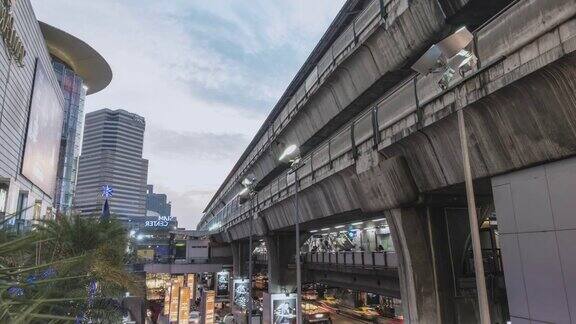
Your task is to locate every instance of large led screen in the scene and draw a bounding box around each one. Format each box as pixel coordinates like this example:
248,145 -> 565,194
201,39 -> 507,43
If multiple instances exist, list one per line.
21,60 -> 63,197
216,270 -> 229,297
233,278 -> 249,309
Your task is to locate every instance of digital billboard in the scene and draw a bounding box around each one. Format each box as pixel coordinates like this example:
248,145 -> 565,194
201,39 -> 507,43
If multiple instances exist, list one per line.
21,60 -> 63,197
271,293 -> 297,324
216,270 -> 229,297
233,278 -> 250,309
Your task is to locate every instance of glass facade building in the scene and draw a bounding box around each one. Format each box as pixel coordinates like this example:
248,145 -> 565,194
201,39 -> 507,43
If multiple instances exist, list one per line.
52,56 -> 87,215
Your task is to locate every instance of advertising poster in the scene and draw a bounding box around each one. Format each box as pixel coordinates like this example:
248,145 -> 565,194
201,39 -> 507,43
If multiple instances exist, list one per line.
233,278 -> 250,309
169,283 -> 180,322
21,60 -> 64,197
271,293 -> 297,324
216,270 -> 229,297
201,290 -> 215,324
178,287 -> 191,324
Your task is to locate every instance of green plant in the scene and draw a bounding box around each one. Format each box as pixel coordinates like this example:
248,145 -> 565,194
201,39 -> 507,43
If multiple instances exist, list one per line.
0,215 -> 142,323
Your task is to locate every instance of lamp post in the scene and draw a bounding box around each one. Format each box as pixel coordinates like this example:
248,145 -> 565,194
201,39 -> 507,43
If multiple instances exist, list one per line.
239,175 -> 257,324
279,144 -> 302,324
411,27 -> 490,324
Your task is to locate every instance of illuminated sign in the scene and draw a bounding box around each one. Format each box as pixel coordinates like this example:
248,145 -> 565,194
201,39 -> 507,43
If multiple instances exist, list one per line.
0,0 -> 26,66
178,287 -> 191,324
271,293 -> 297,324
163,286 -> 171,316
145,215 -> 173,227
233,278 -> 250,309
216,270 -> 229,297
187,274 -> 197,301
169,283 -> 180,322
201,290 -> 215,324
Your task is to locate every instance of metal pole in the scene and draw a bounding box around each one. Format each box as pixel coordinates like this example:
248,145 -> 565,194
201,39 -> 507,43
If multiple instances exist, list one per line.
247,196 -> 253,324
457,109 -> 491,324
293,168 -> 302,324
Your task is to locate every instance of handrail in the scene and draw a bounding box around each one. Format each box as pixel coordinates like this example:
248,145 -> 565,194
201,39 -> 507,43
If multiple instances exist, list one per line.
301,251 -> 398,268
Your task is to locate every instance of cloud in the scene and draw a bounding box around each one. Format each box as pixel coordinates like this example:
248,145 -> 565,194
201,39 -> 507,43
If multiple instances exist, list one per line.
31,0 -> 346,229
147,127 -> 248,161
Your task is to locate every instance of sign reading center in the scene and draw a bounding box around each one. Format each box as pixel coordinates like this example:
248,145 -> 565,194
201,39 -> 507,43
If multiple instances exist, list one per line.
145,215 -> 172,227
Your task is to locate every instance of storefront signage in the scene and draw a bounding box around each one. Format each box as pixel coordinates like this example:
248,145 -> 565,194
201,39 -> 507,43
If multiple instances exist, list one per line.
270,293 -> 297,324
145,215 -> 173,227
216,270 -> 229,297
0,0 -> 26,66
178,287 -> 191,324
233,278 -> 250,309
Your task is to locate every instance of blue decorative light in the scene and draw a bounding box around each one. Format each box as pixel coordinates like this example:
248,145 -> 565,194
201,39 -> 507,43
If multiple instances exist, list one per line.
7,286 -> 24,298
26,274 -> 37,286
101,185 -> 113,198
40,267 -> 57,279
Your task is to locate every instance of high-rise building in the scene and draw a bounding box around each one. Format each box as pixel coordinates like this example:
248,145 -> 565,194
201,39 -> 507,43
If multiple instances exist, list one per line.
146,185 -> 172,217
0,0 -> 110,232
39,22 -> 112,216
74,109 -> 148,218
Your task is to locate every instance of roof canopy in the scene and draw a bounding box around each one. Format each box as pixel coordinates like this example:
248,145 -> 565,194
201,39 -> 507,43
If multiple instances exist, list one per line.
39,21 -> 112,95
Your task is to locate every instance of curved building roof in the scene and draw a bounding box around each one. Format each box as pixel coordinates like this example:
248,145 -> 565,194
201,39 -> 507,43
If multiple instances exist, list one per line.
39,21 -> 112,95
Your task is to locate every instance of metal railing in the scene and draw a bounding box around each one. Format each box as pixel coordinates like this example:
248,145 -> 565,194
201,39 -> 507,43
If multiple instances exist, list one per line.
303,251 -> 398,268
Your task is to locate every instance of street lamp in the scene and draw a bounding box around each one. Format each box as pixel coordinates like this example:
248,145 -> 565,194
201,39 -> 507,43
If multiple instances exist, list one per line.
279,144 -> 302,324
411,27 -> 490,324
239,173 -> 257,324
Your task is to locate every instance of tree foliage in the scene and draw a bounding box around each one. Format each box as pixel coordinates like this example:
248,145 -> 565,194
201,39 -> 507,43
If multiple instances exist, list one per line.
0,215 -> 142,323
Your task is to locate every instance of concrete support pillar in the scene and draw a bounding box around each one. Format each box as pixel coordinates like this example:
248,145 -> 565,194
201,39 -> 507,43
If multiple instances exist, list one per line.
388,208 -> 441,324
265,234 -> 297,294
232,241 -> 246,278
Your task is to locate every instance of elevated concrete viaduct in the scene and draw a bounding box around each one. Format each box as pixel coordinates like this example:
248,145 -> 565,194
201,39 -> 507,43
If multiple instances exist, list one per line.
200,1 -> 576,323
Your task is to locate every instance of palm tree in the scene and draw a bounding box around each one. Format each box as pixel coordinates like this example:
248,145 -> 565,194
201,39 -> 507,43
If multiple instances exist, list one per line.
0,214 -> 143,323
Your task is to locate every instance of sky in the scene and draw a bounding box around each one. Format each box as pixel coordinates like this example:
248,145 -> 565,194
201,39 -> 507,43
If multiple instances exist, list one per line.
32,0 -> 346,229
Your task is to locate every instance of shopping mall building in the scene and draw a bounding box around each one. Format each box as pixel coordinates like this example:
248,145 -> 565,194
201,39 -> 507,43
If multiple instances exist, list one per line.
0,0 -> 111,228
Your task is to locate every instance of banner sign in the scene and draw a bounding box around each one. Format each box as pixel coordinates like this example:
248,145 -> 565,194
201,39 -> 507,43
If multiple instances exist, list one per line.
163,285 -> 171,316
201,290 -> 215,324
169,283 -> 180,322
233,278 -> 250,309
187,274 -> 197,301
178,287 -> 191,324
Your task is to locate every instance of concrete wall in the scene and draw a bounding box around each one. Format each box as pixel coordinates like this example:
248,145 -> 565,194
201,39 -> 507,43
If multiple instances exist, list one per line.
0,0 -> 64,221
493,157 -> 576,324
